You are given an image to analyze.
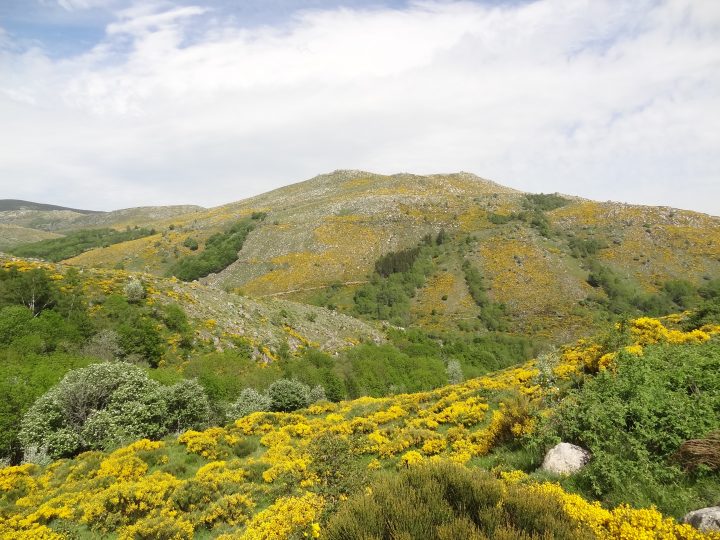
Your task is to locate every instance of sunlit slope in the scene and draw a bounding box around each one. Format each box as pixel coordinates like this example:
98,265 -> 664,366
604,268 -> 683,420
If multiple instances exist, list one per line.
0,224 -> 62,251
1,257 -> 381,356
56,170 -> 720,341
0,204 -> 203,233
2,316 -> 718,539
66,170 -> 518,278
551,202 -> 720,289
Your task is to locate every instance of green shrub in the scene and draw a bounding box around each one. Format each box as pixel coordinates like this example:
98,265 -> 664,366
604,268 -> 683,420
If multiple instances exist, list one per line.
117,313 -> 165,367
19,362 -> 210,459
182,237 -> 199,251
0,351 -> 95,462
123,278 -> 146,303
343,344 -> 446,397
488,212 -> 513,225
684,296 -> 720,330
542,341 -> 720,516
353,242 -> 434,324
266,379 -> 311,412
568,237 -> 605,258
307,432 -> 368,515
0,267 -> 58,315
324,461 -> 590,539
375,246 -> 422,277
523,193 -> 569,212
227,388 -> 272,420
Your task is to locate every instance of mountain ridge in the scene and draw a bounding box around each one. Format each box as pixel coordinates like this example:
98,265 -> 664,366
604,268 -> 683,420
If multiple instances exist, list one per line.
3,170 -> 719,343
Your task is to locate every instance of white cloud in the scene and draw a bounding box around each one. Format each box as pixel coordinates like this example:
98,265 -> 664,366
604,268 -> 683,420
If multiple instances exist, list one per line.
56,0 -> 118,11
0,0 -> 719,215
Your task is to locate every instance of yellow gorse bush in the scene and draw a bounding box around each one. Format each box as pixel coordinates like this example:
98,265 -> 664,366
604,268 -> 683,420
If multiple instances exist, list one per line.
529,482 -> 720,540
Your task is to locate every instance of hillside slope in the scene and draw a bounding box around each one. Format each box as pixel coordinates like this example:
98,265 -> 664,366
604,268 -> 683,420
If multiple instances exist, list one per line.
57,170 -> 720,343
2,314 -> 718,539
0,224 -> 62,251
0,203 -> 204,232
0,257 -> 381,356
0,200 -> 99,214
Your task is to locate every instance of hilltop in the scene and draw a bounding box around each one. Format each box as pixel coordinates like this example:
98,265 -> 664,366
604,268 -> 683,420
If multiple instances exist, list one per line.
11,169 -> 717,344
0,200 -> 100,214
0,200 -> 204,236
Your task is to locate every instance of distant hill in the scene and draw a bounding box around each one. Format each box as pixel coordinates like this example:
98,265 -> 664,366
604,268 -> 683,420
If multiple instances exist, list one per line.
54,170 -> 720,343
3,171 -> 717,344
0,202 -> 205,232
0,224 -> 62,251
0,199 -> 100,214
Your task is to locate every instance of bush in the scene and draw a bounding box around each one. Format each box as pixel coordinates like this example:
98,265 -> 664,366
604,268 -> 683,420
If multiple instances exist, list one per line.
307,432 -> 368,514
182,237 -> 199,251
227,388 -> 272,419
266,379 -> 311,412
0,306 -> 34,345
0,267 -> 58,315
683,296 -> 720,330
19,362 -> 210,458
164,379 -> 211,434
324,461 -> 590,539
308,384 -> 326,403
543,341 -> 720,516
0,351 -> 95,463
446,359 -> 463,385
117,314 -> 165,367
123,278 -> 146,303
81,329 -> 122,361
523,193 -> 569,212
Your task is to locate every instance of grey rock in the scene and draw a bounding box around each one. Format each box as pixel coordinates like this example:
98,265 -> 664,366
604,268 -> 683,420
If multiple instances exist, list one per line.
683,507 -> 720,532
541,442 -> 591,475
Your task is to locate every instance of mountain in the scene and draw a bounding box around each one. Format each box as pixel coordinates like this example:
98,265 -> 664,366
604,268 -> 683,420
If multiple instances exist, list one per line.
1,173 -> 719,539
0,200 -> 205,232
0,199 -> 100,214
0,224 -> 62,251
44,170 -> 720,343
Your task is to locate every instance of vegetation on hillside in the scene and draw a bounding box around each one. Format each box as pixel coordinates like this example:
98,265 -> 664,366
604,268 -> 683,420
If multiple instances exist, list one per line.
0,260 -> 202,462
2,175 -> 720,538
21,172 -> 719,346
539,341 -> 720,516
2,257 -> 526,464
1,311 -> 718,538
10,227 -> 155,262
166,216 -> 263,281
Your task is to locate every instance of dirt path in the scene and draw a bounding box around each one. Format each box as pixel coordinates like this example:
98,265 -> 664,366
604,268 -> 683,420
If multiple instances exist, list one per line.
256,280 -> 369,298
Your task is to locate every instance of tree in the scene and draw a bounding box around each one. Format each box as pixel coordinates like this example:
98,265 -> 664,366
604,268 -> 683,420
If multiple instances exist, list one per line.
124,277 -> 146,303
19,362 -> 209,459
0,267 -> 57,315
117,314 -> 165,367
267,379 -> 311,412
227,388 -> 272,420
446,359 -> 464,385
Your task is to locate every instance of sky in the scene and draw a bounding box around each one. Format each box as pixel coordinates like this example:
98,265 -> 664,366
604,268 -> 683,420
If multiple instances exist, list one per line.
0,0 -> 718,215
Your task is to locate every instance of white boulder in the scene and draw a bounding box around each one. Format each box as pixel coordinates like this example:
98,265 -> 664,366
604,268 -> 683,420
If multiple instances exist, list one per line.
683,507 -> 720,532
541,442 -> 591,475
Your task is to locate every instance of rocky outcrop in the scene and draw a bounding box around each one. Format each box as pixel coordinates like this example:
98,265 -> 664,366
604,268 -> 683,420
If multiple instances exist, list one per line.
683,507 -> 720,532
541,442 -> 591,475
